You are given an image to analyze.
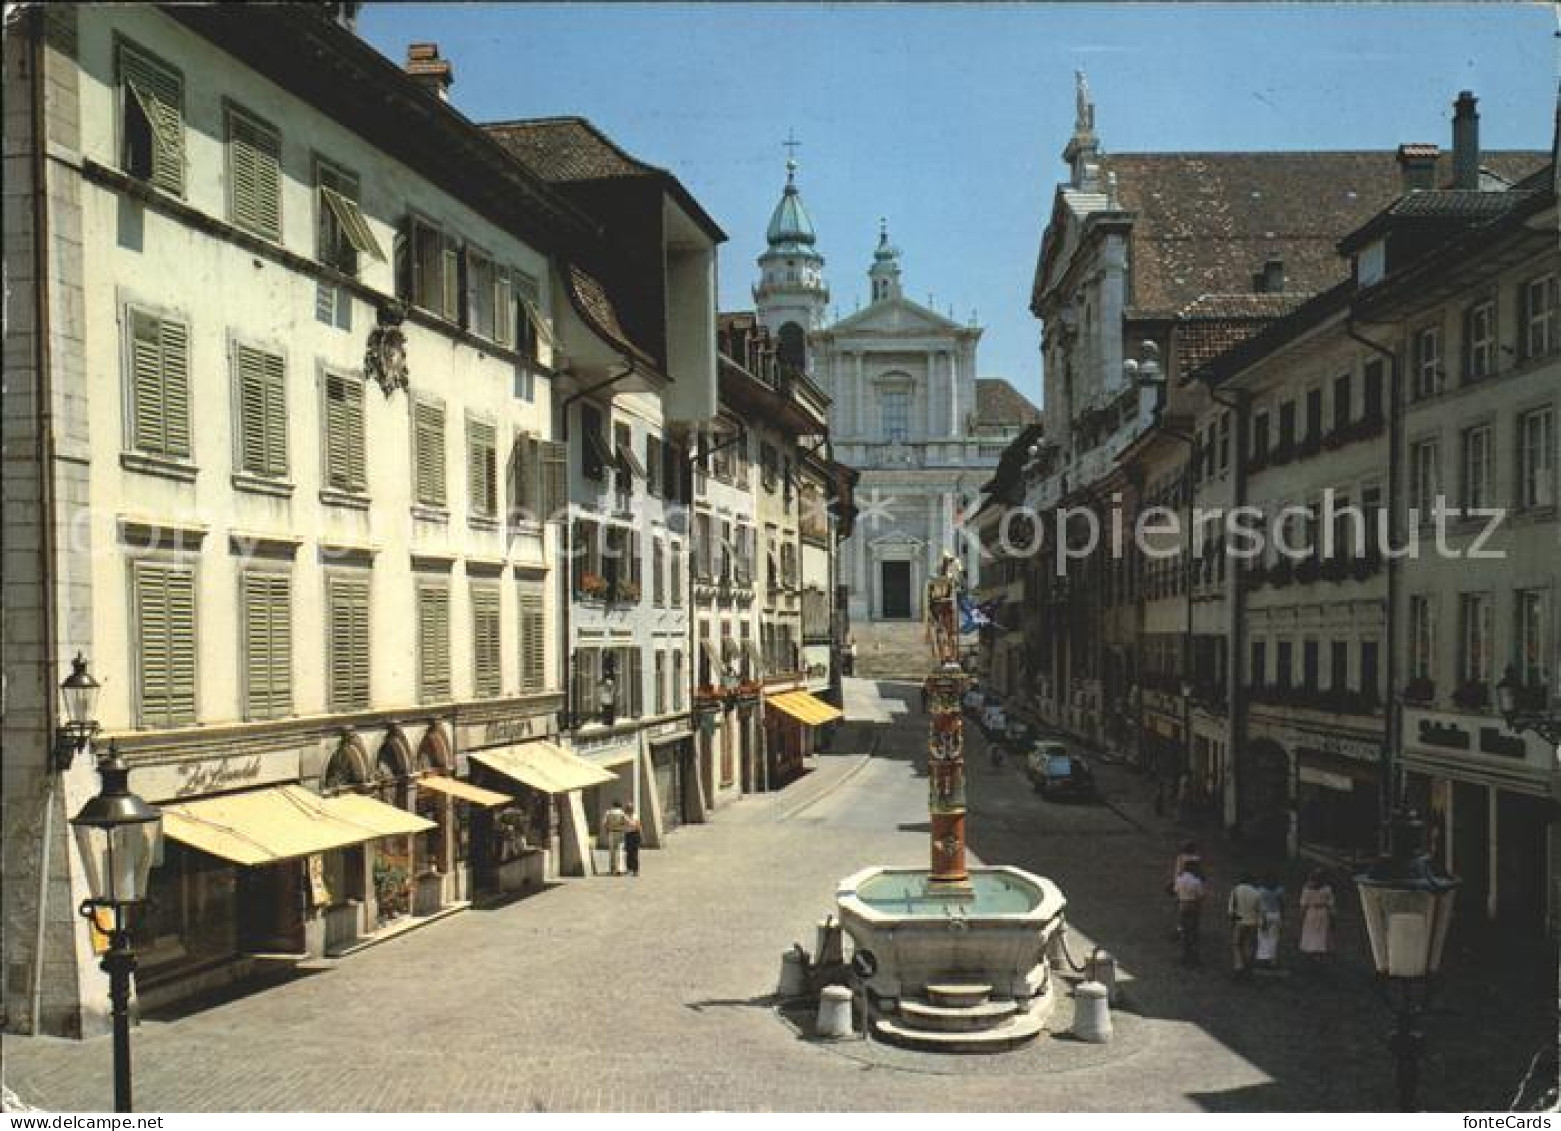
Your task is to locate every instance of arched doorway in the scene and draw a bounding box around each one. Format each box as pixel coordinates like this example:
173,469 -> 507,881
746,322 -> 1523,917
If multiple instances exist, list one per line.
414,723 -> 454,884
318,733 -> 371,944
1240,738 -> 1291,857
373,728 -> 415,924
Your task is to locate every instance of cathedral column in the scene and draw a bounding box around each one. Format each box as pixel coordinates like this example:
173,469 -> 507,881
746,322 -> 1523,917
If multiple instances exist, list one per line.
948,348 -> 961,437
854,351 -> 868,439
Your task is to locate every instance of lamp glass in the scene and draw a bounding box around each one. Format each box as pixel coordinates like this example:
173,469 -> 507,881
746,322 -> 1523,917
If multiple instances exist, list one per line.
1357,882 -> 1456,978
74,816 -> 162,905
598,679 -> 616,708
60,657 -> 101,728
1495,669 -> 1518,717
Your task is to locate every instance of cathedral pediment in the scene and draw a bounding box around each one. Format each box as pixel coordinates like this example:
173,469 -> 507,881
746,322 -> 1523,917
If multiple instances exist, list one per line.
827,296 -> 967,338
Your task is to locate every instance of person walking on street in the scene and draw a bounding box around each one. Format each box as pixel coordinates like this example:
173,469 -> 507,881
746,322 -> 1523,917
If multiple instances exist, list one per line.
1174,860 -> 1206,966
599,799 -> 630,876
624,804 -> 643,878
1228,874 -> 1263,979
1298,869 -> 1337,960
1255,875 -> 1285,969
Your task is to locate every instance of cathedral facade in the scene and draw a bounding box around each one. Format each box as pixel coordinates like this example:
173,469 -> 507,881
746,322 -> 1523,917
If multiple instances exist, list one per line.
753,162 -> 1036,667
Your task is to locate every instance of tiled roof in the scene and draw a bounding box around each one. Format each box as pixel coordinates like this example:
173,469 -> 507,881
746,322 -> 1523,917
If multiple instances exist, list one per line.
1090,150 -> 1546,318
563,263 -> 653,368
975,378 -> 1041,428
1379,188 -> 1540,218
1176,293 -> 1306,320
485,117 -> 655,183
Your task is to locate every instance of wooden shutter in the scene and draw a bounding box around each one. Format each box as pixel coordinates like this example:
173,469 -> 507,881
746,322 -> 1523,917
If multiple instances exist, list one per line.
325,371 -> 365,492
228,109 -> 281,240
130,311 -> 191,458
136,563 -> 196,727
319,184 -> 385,261
235,344 -> 287,477
414,401 -> 446,506
541,440 -> 568,521
442,237 -> 461,322
328,575 -> 371,712
472,585 -> 502,698
417,584 -> 451,702
242,573 -> 292,719
518,583 -> 545,692
120,47 -> 184,195
468,420 -> 497,518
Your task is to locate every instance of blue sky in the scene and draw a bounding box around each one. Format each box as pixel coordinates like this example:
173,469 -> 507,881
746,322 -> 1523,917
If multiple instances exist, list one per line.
360,3 -> 1555,410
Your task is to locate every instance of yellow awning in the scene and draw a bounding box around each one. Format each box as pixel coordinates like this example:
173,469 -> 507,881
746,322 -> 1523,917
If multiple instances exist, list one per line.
417,774 -> 512,808
468,740 -> 618,795
160,785 -> 435,867
766,690 -> 844,727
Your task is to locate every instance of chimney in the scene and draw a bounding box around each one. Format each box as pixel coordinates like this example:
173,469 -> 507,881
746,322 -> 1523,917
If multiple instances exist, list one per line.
1452,90 -> 1480,190
1396,143 -> 1440,192
405,43 -> 454,102
1260,258 -> 1285,294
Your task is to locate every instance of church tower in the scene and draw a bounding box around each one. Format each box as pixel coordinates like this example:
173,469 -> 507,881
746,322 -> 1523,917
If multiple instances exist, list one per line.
753,153 -> 829,376
867,220 -> 903,303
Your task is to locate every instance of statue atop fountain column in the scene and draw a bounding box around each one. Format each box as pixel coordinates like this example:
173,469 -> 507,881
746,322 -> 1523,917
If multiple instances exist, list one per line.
924,550 -> 970,890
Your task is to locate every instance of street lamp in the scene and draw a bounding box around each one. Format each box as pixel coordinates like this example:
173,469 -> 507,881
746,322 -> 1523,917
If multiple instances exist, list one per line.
1355,809 -> 1459,1112
54,653 -> 102,772
598,675 -> 617,726
70,745 -> 162,1113
1495,666 -> 1561,747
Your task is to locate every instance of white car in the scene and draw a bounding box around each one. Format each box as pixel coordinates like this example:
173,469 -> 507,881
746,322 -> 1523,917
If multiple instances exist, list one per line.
981,702 -> 1007,734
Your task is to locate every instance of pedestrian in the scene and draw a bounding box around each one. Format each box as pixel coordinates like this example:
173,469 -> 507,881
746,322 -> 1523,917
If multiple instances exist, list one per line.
624,804 -> 643,878
1228,873 -> 1263,978
1298,869 -> 1336,959
599,798 -> 630,876
845,637 -> 858,677
1174,860 -> 1206,966
1255,874 -> 1285,969
1171,840 -> 1201,887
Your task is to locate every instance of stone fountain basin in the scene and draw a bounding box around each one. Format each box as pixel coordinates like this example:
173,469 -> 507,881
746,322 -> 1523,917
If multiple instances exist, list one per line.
836,865 -> 1067,1014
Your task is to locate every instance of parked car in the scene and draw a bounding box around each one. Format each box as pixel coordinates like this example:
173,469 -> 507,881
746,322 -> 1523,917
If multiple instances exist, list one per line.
1025,742 -> 1095,799
1003,715 -> 1033,749
962,686 -> 986,714
980,702 -> 1007,736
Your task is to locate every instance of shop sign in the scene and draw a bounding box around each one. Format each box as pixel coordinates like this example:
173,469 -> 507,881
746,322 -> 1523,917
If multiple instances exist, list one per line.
571,731 -> 637,767
460,711 -> 557,751
1298,765 -> 1354,792
136,748 -> 300,803
1403,707 -> 1549,769
1255,723 -> 1377,763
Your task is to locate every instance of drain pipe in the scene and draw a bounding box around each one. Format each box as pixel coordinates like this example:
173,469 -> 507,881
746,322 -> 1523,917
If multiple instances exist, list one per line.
1347,317 -> 1402,844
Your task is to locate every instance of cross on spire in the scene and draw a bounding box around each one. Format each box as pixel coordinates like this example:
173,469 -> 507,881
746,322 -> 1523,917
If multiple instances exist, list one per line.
783,129 -> 801,184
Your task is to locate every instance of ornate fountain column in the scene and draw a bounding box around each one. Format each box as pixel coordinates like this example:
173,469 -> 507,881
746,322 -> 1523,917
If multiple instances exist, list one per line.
924,552 -> 971,890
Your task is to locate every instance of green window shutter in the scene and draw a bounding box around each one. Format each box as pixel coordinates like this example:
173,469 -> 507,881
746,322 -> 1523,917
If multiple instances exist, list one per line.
414,402 -> 446,506
324,372 -> 366,492
319,184 -> 385,261
418,585 -> 451,702
329,576 -> 371,712
129,313 -> 191,458
235,345 -> 287,477
136,564 -> 196,727
120,47 -> 184,196
441,239 -> 461,322
228,110 -> 281,240
242,574 -> 292,719
472,586 -> 502,698
518,584 -> 545,692
540,440 -> 568,521
468,421 -> 497,518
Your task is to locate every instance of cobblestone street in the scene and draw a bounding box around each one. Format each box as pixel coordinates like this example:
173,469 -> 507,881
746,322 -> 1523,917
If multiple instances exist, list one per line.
2,679 -> 1553,1112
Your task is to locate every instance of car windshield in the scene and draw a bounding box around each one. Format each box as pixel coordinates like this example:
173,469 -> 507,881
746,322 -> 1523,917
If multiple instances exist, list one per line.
1045,755 -> 1072,775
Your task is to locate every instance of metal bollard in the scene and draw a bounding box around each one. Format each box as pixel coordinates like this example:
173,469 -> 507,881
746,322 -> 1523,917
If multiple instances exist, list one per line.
817,984 -> 854,1039
1072,980 -> 1113,1043
777,947 -> 808,998
815,918 -> 844,968
1085,949 -> 1118,1002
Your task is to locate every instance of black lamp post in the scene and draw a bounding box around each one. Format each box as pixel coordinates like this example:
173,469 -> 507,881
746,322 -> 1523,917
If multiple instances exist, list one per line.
1355,810 -> 1460,1112
69,746 -> 162,1113
54,653 -> 102,772
1495,666 -> 1561,747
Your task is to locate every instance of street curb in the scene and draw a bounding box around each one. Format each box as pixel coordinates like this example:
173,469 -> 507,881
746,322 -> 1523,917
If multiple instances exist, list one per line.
779,740 -> 879,822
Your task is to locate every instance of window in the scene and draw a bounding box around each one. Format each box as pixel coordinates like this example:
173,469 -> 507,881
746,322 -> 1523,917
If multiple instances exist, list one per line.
1409,596 -> 1435,682
646,435 -> 664,498
517,581 -> 546,692
654,650 -> 667,715
1515,589 -> 1550,689
240,572 -> 291,720
693,512 -> 713,580
467,418 -> 498,520
225,106 -> 282,241
126,309 -> 191,459
1252,411 -> 1270,459
1302,640 -> 1319,691
1413,325 -> 1444,399
580,402 -> 609,481
1304,388 -> 1322,445
508,271 -> 546,361
1277,401 -> 1296,452
882,390 -> 910,441
1522,274 -> 1558,360
760,443 -> 778,490
1331,373 -> 1351,433
1460,592 -> 1493,687
669,541 -> 683,607
1518,407 -> 1555,509
414,583 -> 450,702
1410,439 -> 1439,521
471,585 -> 502,698
327,575 -> 371,712
466,249 -> 499,341
1461,425 -> 1490,511
405,217 -> 460,321
233,343 -> 288,479
133,562 -> 196,727
671,650 -> 685,711
653,536 -> 666,606
1329,641 -> 1348,692
322,370 -> 366,494
117,42 -> 184,196
1362,485 -> 1384,558
613,422 -> 639,505
1217,412 -> 1231,471
507,433 -> 567,525
1275,641 -> 1293,689
413,400 -> 447,507
1464,299 -> 1495,381
315,159 -> 383,276
1363,360 -> 1384,421
1249,640 -> 1266,686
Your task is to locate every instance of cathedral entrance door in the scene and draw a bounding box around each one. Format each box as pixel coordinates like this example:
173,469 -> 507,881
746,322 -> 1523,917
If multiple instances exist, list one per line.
880,561 -> 912,620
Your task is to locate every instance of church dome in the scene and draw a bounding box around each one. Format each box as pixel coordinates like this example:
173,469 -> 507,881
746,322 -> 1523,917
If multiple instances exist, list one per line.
762,159 -> 823,261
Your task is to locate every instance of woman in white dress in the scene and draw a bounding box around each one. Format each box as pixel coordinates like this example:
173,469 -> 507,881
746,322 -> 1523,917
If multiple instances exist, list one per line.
1254,876 -> 1284,967
1298,870 -> 1336,957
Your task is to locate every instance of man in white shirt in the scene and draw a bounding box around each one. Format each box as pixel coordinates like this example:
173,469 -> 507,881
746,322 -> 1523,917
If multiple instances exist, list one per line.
599,800 -> 630,876
1228,875 -> 1264,977
1174,863 -> 1206,966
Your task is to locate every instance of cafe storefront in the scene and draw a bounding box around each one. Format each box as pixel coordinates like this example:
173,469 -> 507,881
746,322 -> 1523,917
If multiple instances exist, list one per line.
762,688 -> 844,787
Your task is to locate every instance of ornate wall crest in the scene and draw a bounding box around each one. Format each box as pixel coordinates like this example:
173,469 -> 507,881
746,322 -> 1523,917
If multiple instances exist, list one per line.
365,300 -> 410,396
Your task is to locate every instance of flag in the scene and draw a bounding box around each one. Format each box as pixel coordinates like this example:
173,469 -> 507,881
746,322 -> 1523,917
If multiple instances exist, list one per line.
958,595 -> 999,634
